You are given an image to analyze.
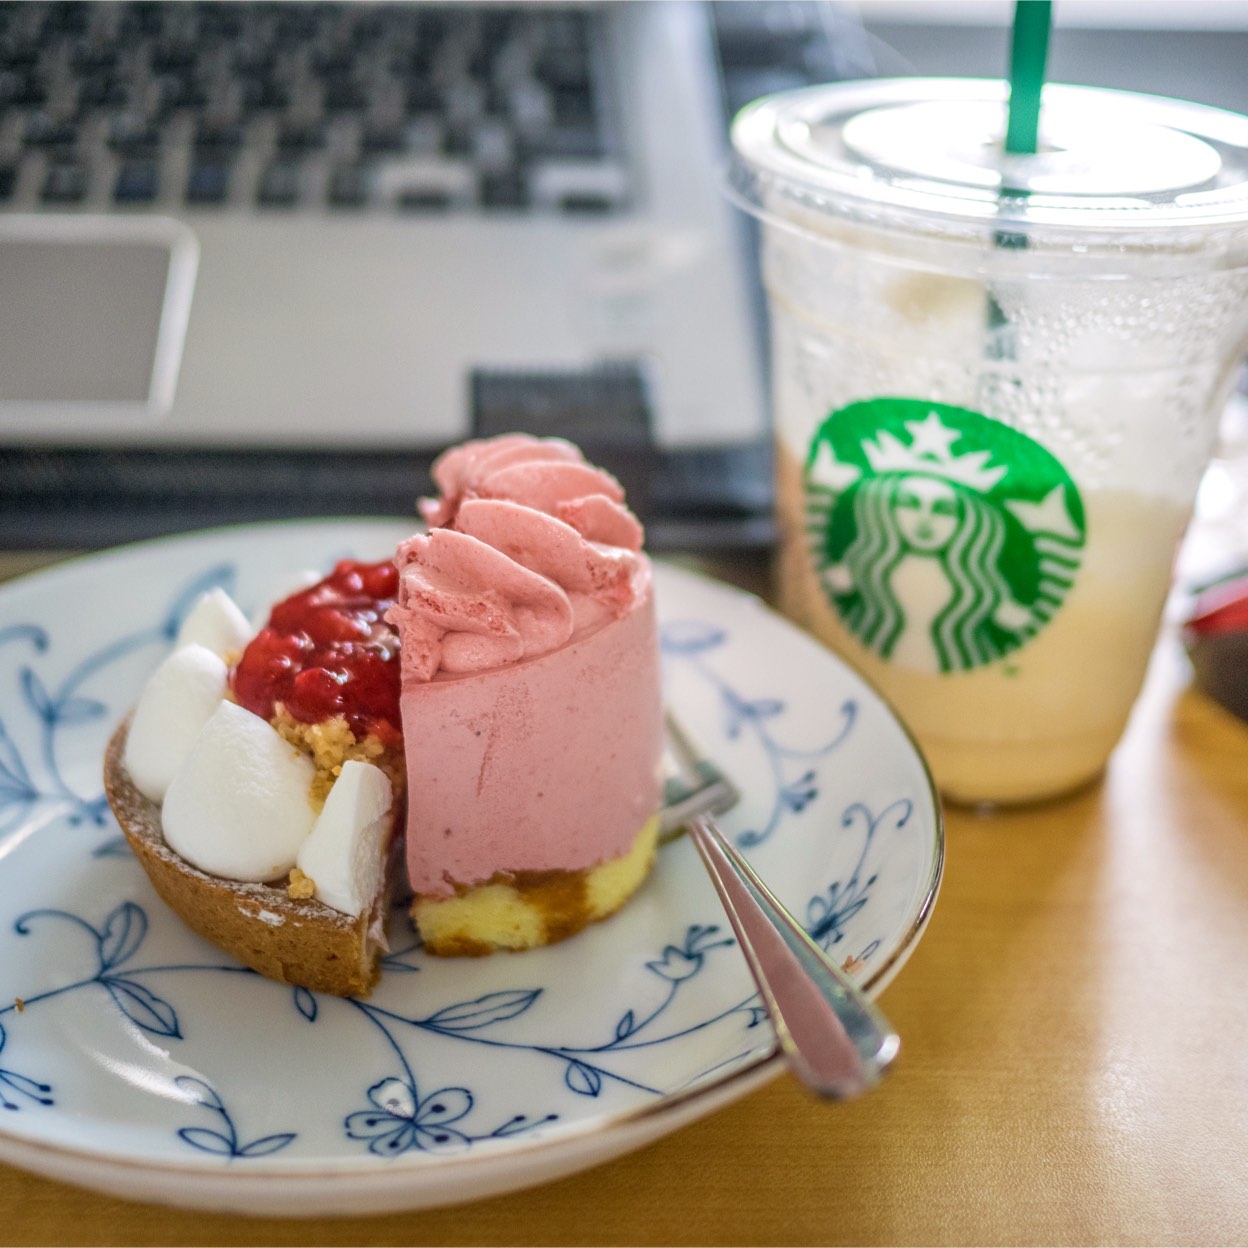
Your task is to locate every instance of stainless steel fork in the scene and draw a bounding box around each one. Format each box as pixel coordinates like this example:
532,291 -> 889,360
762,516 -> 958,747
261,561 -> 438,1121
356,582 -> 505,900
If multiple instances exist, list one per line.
662,712 -> 900,1100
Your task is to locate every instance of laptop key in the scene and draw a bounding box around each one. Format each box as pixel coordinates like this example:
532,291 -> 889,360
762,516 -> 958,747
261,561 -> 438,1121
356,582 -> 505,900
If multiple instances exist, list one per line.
397,187 -> 451,212
551,82 -> 597,129
186,159 -> 231,205
234,45 -> 278,80
150,43 -> 197,75
77,73 -> 129,110
244,78 -> 290,111
312,47 -> 357,78
404,81 -> 441,115
480,170 -> 528,210
257,160 -> 301,207
558,192 -> 614,215
376,156 -> 474,210
327,163 -> 371,207
160,73 -> 209,111
530,160 -> 627,213
323,78 -> 368,112
22,113 -> 79,148
275,120 -> 326,153
0,40 -> 41,71
195,120 -> 246,152
442,124 -> 474,158
107,116 -> 161,155
42,160 -> 88,204
114,158 -> 160,203
200,6 -> 246,40
360,123 -> 405,155
68,43 -> 120,75
0,72 -> 48,109
47,4 -> 89,36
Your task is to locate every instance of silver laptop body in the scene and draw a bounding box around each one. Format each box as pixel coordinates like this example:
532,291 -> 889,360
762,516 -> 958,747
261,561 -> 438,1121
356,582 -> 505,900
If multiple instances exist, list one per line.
0,1 -> 765,461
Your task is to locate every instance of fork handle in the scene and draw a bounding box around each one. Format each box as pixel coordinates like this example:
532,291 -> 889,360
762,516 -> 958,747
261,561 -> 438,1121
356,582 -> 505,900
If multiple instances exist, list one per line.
687,814 -> 900,1100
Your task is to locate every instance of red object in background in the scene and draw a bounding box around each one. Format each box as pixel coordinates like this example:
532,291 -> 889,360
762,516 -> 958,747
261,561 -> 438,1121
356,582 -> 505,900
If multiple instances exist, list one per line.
1185,574 -> 1248,638
232,559 -> 402,745
1183,572 -> 1248,724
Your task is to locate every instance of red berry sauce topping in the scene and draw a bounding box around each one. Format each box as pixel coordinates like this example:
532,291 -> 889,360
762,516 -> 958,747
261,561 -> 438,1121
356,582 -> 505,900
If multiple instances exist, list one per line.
232,559 -> 402,745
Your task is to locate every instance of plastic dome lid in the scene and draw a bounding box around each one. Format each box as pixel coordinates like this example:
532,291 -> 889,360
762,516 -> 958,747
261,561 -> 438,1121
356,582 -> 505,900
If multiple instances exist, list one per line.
728,79 -> 1248,254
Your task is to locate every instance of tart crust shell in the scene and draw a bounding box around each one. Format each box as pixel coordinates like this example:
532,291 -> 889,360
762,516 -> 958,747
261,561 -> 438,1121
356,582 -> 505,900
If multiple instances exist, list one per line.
103,719 -> 385,998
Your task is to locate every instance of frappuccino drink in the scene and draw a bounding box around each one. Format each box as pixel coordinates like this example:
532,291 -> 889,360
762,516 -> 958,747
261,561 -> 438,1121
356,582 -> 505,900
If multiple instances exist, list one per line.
730,81 -> 1248,804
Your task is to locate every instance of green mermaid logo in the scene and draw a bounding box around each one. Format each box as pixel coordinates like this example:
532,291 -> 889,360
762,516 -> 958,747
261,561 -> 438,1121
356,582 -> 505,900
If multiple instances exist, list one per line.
805,399 -> 1086,674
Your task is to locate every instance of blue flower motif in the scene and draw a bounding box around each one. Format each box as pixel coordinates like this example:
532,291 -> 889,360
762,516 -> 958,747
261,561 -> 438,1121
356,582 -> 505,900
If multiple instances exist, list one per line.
0,1067 -> 53,1112
345,1078 -> 473,1157
0,1022 -> 53,1111
646,924 -> 733,982
646,945 -> 704,983
174,1075 -> 296,1158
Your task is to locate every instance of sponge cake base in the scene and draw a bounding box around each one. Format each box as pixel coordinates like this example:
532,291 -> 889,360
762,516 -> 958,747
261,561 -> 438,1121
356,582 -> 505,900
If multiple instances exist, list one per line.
413,815 -> 659,956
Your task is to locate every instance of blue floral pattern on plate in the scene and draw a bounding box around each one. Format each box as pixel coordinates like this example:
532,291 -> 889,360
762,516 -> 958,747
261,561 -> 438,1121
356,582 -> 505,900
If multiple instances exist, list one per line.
0,521 -> 941,1214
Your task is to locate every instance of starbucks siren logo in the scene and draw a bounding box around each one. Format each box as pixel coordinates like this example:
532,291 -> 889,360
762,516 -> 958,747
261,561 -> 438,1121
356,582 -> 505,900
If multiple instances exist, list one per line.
805,398 -> 1086,675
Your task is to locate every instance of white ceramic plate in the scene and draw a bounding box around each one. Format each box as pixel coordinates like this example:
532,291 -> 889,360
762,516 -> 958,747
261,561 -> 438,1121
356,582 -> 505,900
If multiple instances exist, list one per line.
0,520 -> 942,1216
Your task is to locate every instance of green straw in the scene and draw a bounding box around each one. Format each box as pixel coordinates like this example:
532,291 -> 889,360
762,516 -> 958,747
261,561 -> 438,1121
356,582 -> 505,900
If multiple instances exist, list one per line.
989,2 -> 1052,355
1005,0 -> 1053,155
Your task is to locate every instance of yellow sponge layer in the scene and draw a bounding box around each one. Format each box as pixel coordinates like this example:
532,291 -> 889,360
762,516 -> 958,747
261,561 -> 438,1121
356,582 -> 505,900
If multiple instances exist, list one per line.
414,815 -> 660,957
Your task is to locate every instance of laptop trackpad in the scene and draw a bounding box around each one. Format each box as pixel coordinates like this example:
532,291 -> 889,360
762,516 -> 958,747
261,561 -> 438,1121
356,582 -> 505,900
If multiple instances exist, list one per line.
0,218 -> 196,413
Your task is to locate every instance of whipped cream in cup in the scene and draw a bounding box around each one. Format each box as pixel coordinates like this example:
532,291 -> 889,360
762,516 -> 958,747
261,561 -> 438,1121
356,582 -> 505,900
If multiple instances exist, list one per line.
728,79 -> 1248,804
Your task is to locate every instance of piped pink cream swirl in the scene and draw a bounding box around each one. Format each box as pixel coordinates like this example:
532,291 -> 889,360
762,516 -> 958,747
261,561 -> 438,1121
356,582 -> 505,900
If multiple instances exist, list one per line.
390,435 -> 648,682
388,434 -> 663,896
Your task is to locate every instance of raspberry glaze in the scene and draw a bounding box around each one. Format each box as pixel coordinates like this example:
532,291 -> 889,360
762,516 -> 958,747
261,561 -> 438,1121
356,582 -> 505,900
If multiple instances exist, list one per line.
232,559 -> 402,745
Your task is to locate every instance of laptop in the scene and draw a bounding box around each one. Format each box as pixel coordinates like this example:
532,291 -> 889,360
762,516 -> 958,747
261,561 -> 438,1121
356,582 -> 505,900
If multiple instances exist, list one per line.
0,1 -> 865,548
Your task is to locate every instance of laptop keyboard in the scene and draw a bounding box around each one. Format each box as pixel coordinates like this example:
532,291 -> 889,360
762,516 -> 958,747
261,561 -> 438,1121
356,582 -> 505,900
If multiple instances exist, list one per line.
0,1 -> 627,214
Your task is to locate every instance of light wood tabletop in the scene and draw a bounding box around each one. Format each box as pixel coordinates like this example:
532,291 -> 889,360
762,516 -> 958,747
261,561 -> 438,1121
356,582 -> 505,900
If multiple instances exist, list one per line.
1,541 -> 1246,1247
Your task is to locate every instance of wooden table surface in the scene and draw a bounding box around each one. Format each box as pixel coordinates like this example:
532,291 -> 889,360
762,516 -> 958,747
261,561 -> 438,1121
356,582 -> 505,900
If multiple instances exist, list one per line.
1,543 -> 1246,1247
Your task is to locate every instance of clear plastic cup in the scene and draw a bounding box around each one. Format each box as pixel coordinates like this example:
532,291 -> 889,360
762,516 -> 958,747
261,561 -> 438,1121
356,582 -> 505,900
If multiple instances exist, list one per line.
728,79 -> 1248,805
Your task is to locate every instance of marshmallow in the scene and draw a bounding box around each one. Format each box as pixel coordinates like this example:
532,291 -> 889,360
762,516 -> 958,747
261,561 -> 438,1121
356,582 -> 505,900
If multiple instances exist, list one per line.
296,761 -> 393,917
162,701 -> 317,883
123,644 -> 228,803
174,588 -> 253,660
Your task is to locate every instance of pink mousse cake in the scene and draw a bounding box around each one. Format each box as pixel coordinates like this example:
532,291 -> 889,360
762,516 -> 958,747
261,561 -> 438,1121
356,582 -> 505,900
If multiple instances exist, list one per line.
387,434 -> 664,955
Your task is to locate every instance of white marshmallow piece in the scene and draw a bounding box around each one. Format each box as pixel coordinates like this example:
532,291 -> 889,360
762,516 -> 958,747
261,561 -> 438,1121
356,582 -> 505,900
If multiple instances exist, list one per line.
174,588 -> 253,660
162,701 -> 317,883
296,761 -> 393,917
123,644 -> 228,803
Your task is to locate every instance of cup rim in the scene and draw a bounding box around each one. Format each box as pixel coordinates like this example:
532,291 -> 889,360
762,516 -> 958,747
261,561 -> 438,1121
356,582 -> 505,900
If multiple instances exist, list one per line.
726,78 -> 1248,258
